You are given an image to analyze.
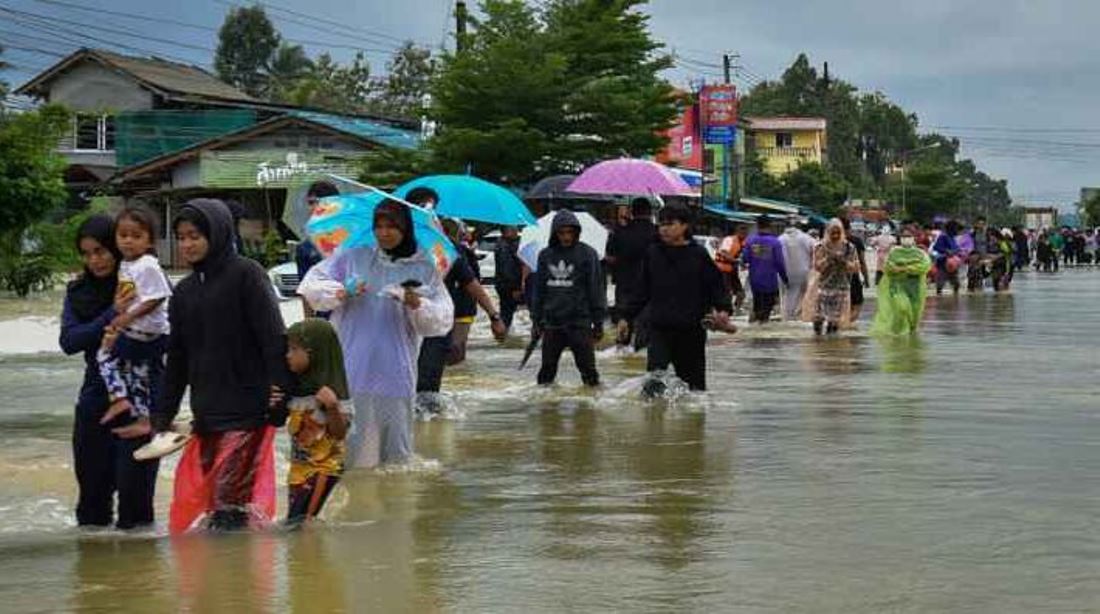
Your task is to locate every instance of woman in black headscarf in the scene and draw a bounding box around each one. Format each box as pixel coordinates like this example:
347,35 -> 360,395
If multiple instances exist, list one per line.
59,214 -> 159,529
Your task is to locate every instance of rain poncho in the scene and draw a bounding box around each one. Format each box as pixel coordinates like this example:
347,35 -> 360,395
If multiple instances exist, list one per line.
779,227 -> 815,320
299,245 -> 453,467
870,245 -> 932,336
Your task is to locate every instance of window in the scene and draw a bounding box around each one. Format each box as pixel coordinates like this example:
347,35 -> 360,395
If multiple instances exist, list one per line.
775,132 -> 793,149
73,114 -> 115,151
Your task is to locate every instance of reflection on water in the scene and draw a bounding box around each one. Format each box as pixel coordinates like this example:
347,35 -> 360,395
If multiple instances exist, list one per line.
4,271 -> 1100,610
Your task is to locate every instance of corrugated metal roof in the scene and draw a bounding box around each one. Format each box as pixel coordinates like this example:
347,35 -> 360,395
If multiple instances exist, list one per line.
740,196 -> 801,214
703,205 -> 758,223
291,111 -> 421,151
743,116 -> 827,131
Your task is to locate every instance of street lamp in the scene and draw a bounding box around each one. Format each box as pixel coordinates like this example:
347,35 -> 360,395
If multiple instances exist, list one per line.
900,141 -> 943,219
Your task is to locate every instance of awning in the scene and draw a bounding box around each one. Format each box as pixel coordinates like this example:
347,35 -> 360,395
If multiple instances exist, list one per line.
740,196 -> 800,215
672,168 -> 704,189
703,204 -> 758,223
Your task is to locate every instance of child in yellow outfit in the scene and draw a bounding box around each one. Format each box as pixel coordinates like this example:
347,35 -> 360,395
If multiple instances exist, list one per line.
279,318 -> 353,526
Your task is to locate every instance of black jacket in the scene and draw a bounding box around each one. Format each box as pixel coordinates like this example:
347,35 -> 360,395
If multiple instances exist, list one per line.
606,218 -> 658,292
154,199 -> 290,434
621,241 -> 732,330
531,210 -> 607,329
493,236 -> 523,290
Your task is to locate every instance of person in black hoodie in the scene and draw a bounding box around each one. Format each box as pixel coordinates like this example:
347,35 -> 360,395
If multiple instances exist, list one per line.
618,206 -> 733,395
605,198 -> 658,343
494,225 -> 524,331
60,215 -> 158,529
115,199 -> 289,530
531,210 -> 607,386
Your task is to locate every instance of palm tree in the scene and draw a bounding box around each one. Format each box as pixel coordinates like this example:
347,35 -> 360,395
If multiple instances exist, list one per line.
264,43 -> 313,103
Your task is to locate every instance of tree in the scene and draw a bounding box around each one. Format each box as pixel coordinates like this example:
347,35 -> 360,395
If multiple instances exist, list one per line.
1081,191 -> 1100,227
289,52 -> 374,113
0,104 -> 70,235
266,43 -> 314,103
0,104 -> 71,296
376,42 -> 434,120
778,163 -> 849,218
430,0 -> 567,181
430,0 -> 677,182
215,6 -> 281,98
358,147 -> 436,189
542,0 -> 678,166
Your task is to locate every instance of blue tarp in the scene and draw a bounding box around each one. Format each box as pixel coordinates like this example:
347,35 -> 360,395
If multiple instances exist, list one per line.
291,111 -> 422,151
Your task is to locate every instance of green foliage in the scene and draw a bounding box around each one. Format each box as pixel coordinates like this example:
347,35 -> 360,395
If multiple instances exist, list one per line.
358,147 -> 436,189
779,163 -> 850,218
242,229 -> 288,268
266,43 -> 315,103
1080,191 -> 1100,227
289,52 -> 373,113
0,199 -> 103,298
215,6 -> 281,98
430,0 -> 677,183
376,43 -> 435,120
741,54 -> 1010,222
0,104 -> 71,235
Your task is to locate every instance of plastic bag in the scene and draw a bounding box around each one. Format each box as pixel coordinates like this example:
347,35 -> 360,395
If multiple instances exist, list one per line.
169,426 -> 277,534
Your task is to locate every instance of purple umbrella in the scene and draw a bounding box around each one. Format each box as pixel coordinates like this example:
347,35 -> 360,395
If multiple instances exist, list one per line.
567,158 -> 699,196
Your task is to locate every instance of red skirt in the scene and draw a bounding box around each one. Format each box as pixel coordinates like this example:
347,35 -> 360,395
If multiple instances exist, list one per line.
169,426 -> 277,534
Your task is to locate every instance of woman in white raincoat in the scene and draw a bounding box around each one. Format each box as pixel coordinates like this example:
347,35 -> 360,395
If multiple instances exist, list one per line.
299,199 -> 453,467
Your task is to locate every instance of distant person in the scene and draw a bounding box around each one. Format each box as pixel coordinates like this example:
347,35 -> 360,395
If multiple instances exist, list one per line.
841,218 -> 870,323
968,216 -> 992,290
741,216 -> 788,324
605,197 -> 658,346
931,220 -> 962,295
296,181 -> 341,318
618,205 -> 733,396
716,224 -> 749,313
493,226 -> 525,331
807,218 -> 860,335
869,226 -> 897,286
871,226 -> 932,336
530,210 -> 606,387
779,222 -> 815,321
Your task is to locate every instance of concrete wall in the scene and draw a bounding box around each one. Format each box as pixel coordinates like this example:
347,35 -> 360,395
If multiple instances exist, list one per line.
48,62 -> 152,111
751,128 -> 826,176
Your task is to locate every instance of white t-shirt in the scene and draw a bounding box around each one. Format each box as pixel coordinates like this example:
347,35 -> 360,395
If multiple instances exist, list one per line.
119,254 -> 171,336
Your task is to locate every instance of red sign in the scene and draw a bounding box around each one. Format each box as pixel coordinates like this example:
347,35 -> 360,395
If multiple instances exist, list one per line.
701,84 -> 737,127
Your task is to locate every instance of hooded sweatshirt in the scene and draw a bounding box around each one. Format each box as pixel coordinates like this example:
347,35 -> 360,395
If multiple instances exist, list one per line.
620,240 -> 732,330
531,210 -> 607,329
742,231 -> 789,293
155,199 -> 290,434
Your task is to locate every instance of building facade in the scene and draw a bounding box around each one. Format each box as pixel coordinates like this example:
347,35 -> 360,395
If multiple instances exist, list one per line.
743,116 -> 827,177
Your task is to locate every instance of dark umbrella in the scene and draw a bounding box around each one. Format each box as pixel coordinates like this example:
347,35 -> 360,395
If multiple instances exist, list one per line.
518,330 -> 542,370
524,175 -> 615,203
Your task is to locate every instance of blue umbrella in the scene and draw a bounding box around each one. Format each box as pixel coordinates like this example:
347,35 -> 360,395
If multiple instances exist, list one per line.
305,190 -> 457,275
394,175 -> 537,226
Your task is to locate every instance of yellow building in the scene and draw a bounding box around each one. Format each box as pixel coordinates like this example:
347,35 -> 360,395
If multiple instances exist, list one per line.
745,116 -> 828,176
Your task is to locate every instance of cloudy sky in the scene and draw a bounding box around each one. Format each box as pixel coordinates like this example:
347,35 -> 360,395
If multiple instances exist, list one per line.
3,0 -> 1098,206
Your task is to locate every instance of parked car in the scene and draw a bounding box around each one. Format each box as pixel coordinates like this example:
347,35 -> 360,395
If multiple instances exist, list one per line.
268,261 -> 300,300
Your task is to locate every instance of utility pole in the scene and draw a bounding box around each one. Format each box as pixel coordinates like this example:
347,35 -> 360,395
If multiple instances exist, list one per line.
725,53 -> 742,209
455,1 -> 468,53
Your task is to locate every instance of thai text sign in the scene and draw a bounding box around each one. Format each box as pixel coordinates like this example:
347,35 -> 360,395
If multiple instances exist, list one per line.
199,151 -> 367,189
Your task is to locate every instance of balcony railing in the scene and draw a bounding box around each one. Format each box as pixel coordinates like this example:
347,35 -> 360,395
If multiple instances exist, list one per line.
757,146 -> 821,159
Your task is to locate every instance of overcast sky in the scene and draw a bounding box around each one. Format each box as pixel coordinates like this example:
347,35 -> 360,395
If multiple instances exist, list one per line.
3,0 -> 1098,206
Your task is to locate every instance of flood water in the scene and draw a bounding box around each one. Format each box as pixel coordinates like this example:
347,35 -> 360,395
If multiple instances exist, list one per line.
1,269 -> 1099,612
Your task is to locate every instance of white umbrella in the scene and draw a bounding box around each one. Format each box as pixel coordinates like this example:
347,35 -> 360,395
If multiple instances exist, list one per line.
518,211 -> 609,271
